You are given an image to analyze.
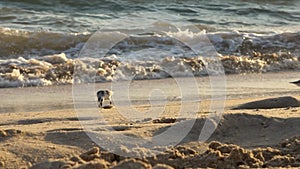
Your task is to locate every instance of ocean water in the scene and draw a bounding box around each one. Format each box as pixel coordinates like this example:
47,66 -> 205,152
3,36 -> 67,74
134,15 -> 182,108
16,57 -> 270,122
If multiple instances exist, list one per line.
0,0 -> 300,87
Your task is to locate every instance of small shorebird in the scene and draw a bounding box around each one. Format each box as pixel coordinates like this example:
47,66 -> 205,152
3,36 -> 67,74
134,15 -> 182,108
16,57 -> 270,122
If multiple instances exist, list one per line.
290,80 -> 300,87
96,90 -> 113,108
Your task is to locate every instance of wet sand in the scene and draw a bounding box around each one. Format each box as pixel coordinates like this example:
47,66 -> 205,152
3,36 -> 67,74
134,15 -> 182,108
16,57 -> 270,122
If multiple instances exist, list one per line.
0,71 -> 300,168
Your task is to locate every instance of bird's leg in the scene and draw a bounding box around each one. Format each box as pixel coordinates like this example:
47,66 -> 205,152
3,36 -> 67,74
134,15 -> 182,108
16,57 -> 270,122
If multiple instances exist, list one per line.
100,98 -> 103,107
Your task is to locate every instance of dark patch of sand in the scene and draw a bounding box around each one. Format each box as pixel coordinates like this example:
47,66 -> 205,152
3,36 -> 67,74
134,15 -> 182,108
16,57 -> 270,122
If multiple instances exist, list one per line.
152,118 -> 177,124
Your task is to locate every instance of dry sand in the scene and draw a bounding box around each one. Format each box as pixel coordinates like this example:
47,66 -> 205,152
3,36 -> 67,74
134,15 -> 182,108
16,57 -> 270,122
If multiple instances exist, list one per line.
0,72 -> 300,169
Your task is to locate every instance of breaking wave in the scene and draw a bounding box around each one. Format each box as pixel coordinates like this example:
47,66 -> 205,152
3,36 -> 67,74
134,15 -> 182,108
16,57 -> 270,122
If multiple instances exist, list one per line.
0,28 -> 89,58
1,27 -> 299,59
0,28 -> 299,88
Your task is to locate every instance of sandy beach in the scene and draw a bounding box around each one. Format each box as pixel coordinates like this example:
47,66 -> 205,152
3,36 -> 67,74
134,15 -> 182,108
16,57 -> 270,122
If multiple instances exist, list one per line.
0,71 -> 299,169
1,0 -> 300,168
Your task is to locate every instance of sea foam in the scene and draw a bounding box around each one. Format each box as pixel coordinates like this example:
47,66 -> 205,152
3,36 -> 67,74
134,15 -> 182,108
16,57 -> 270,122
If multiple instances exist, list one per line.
0,51 -> 299,88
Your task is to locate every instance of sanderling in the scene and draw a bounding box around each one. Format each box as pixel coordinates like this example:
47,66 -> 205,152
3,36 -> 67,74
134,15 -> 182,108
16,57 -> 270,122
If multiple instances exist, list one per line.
97,90 -> 113,107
